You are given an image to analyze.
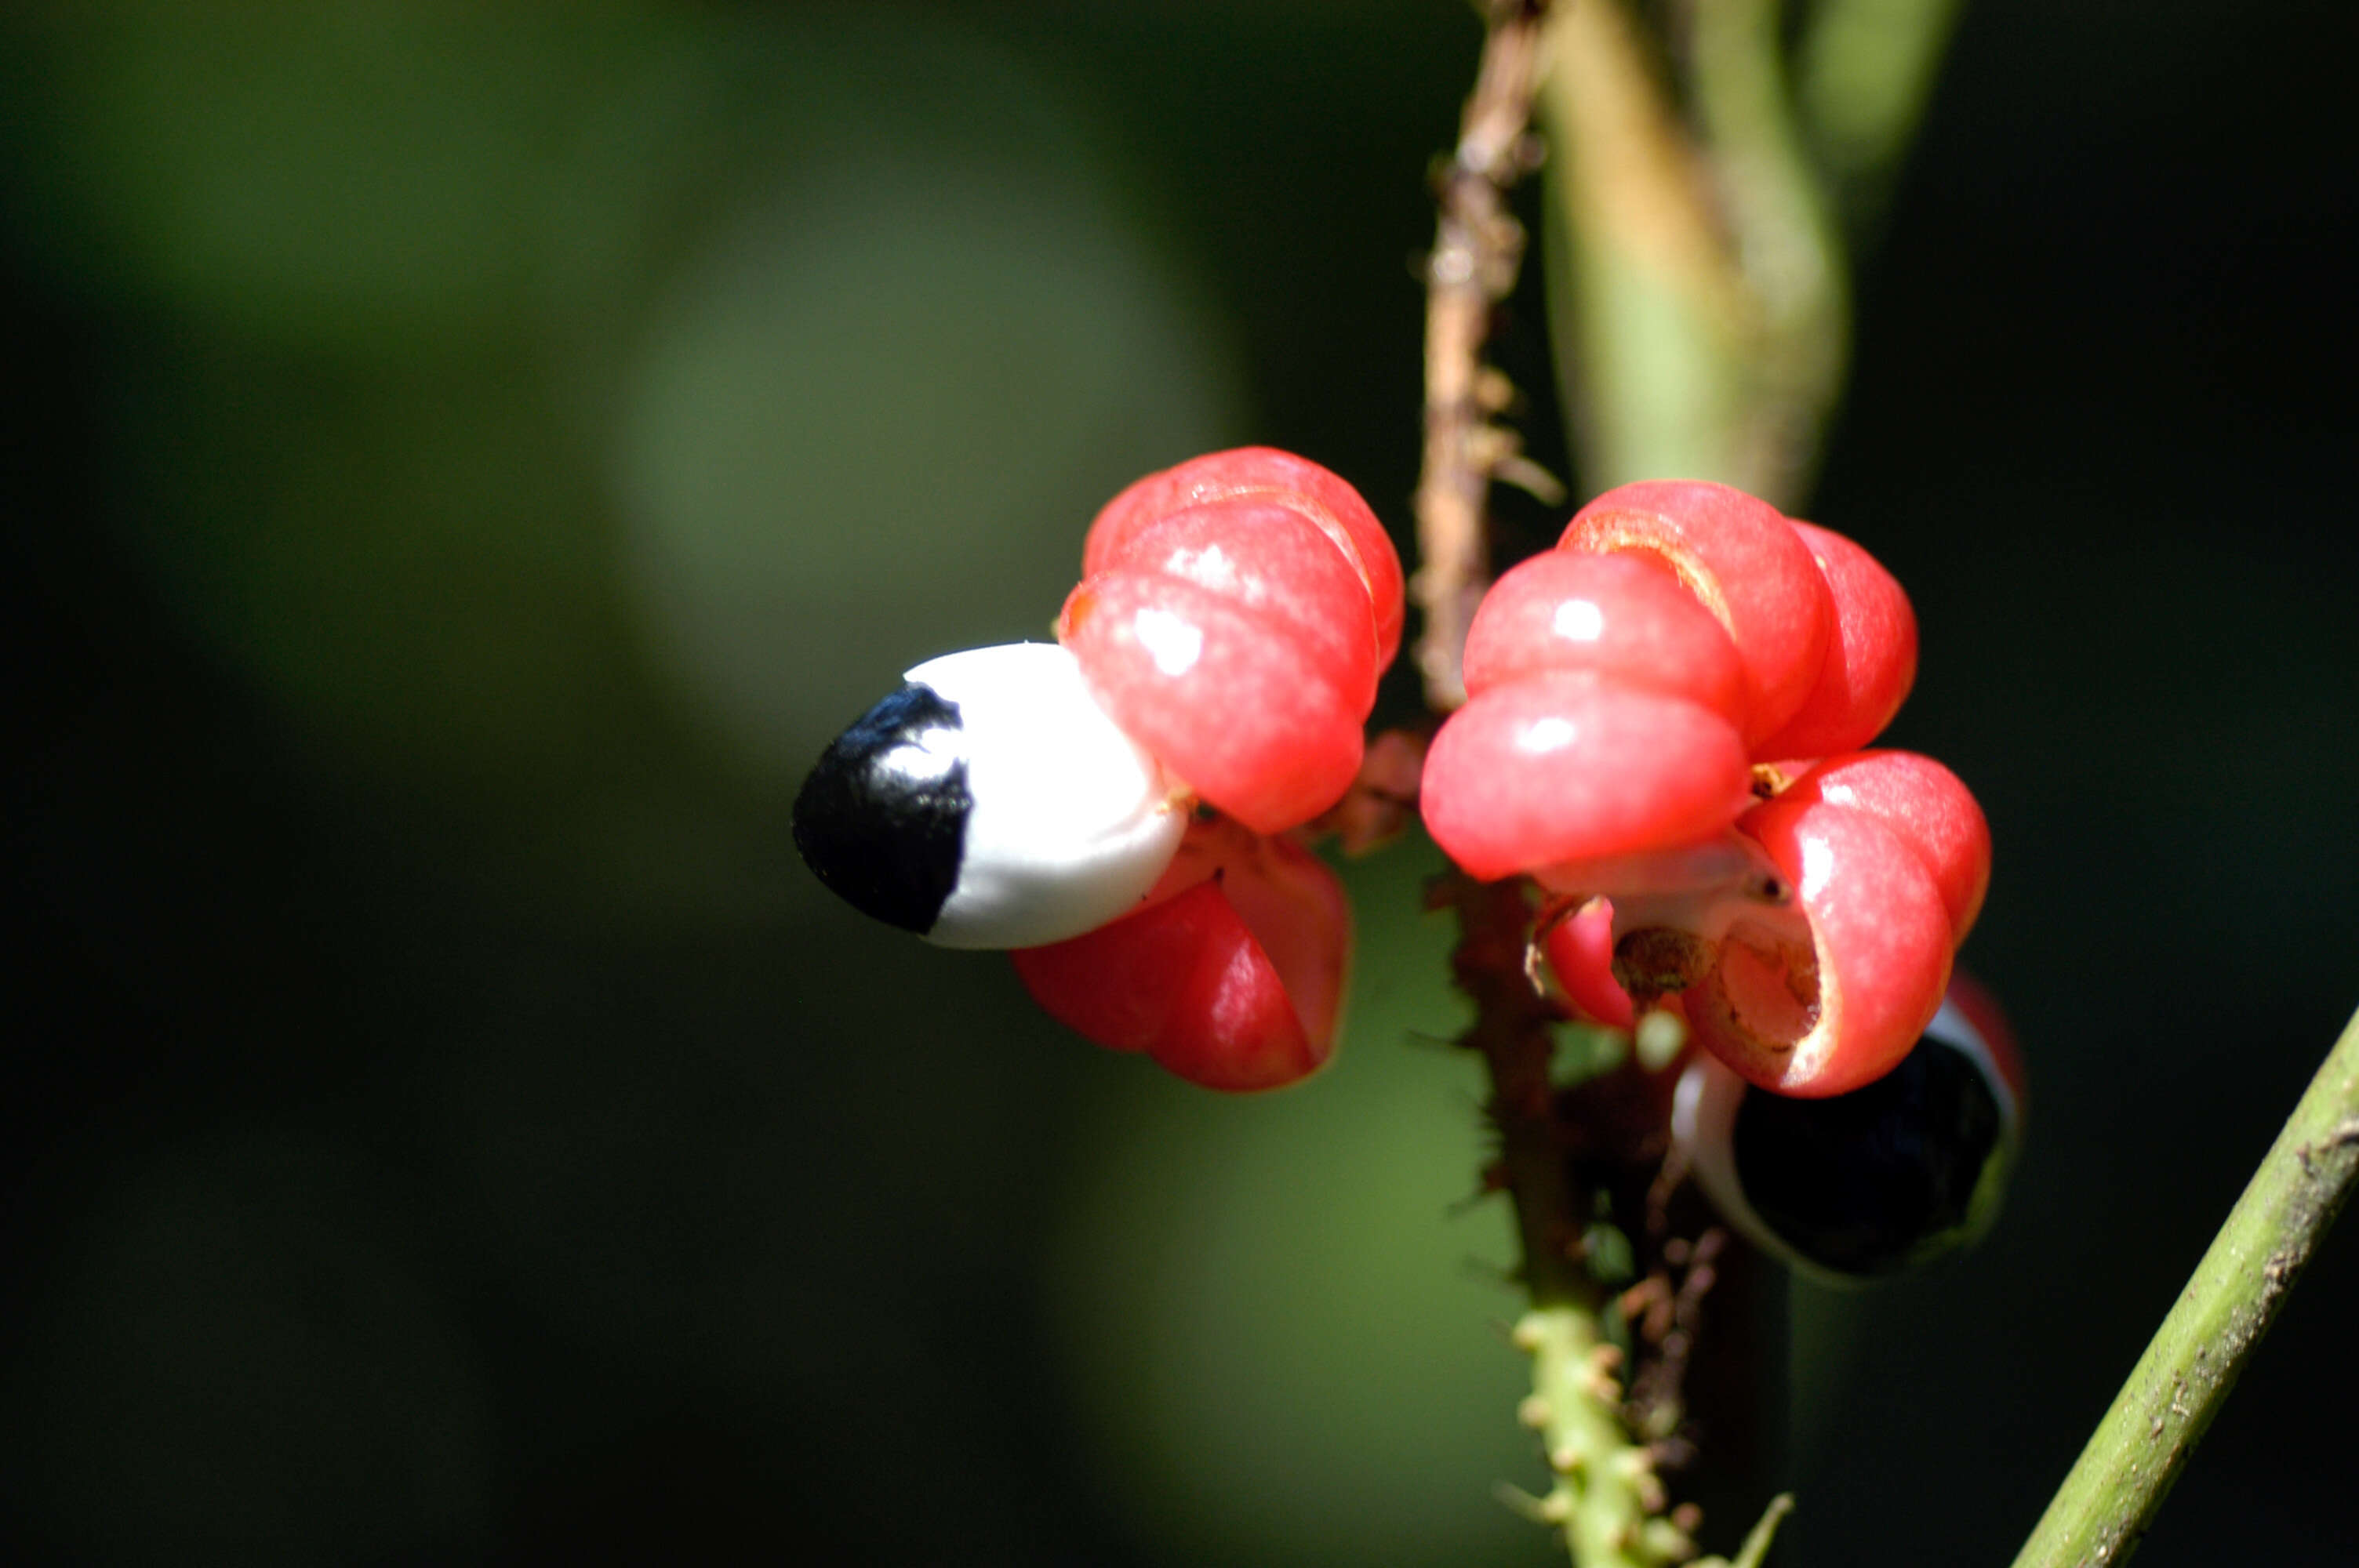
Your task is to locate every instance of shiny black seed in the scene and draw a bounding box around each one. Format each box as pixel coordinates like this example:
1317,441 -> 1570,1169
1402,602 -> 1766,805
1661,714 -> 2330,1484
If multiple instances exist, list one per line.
793,683 -> 970,935
1731,1031 -> 2003,1277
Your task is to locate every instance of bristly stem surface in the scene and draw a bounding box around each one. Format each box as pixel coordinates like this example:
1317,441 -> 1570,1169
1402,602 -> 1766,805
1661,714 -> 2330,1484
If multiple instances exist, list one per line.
1417,18 -> 1800,1564
1412,0 -> 1554,712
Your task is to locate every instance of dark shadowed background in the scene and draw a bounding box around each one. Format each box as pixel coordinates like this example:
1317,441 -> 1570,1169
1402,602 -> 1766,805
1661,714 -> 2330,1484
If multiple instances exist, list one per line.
2,3 -> 2354,1563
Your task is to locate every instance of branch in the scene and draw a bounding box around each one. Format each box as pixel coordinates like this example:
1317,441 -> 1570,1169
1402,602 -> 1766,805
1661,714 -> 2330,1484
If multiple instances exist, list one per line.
1440,875 -> 1586,1299
2011,1004 -> 2359,1568
1515,1303 -> 1697,1566
1412,0 -> 1554,712
1440,874 -> 1686,1567
1416,16 -> 1802,1564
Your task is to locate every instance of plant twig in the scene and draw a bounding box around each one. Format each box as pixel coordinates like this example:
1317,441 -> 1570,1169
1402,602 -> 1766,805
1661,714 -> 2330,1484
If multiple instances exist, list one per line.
2011,1004 -> 2359,1568
1412,0 -> 1554,711
1517,1299 -> 1795,1568
1517,1303 -> 1698,1566
1438,875 -> 1585,1301
1440,873 -> 1685,1566
1418,14 -> 1794,1563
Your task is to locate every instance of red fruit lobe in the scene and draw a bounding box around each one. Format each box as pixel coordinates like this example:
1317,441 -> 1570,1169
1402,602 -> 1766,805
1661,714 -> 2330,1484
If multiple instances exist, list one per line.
1420,672 -> 1754,882
1085,447 -> 1405,667
1543,898 -> 1637,1029
1688,797 -> 1954,1098
1096,498 -> 1379,712
1750,521 -> 1918,760
1559,481 -> 1833,749
1461,550 -> 1750,728
1009,828 -> 1348,1092
1779,750 -> 1990,944
1011,880 -> 1322,1090
1212,833 -> 1351,1062
1059,572 -> 1362,834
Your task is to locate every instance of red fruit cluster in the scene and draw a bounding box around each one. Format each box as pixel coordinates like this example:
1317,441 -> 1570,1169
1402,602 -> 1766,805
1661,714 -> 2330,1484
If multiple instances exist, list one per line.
1423,480 -> 1988,1099
1017,448 -> 1405,1091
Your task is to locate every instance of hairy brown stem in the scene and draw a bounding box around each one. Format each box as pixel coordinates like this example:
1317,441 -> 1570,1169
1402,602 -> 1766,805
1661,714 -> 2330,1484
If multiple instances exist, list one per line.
1437,873 -> 1588,1303
1416,12 -> 1801,1564
1412,0 -> 1554,712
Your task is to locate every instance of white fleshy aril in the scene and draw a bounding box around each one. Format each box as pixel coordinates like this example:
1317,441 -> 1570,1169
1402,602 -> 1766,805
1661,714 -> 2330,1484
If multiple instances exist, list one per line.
907,642 -> 1187,949
1671,992 -> 2019,1284
1670,1054 -> 1768,1264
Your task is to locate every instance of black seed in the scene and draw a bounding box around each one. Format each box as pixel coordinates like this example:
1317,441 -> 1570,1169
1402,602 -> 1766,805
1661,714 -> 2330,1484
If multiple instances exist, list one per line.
1730,1030 -> 2003,1277
792,683 -> 971,935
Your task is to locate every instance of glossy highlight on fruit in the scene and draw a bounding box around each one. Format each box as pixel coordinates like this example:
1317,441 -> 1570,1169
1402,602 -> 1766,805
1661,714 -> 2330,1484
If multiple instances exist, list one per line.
1085,446 -> 1405,668
1461,550 -> 1748,724
1421,673 -> 1753,883
1632,797 -> 1953,1099
1058,550 -> 1365,835
1777,750 -> 1991,943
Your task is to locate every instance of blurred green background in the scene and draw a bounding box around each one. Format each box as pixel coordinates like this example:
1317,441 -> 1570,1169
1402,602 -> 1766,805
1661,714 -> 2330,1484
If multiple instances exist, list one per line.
2,3 -> 2353,1563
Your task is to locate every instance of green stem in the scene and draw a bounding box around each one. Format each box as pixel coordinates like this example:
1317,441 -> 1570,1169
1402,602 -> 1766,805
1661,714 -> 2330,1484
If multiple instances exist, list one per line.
2011,1004 -> 2359,1568
1439,877 -> 1670,1564
1447,875 -> 1794,1567
1517,1303 -> 1698,1566
1539,0 -> 1757,495
1794,0 -> 1968,235
1534,0 -> 1849,510
1686,0 -> 1848,508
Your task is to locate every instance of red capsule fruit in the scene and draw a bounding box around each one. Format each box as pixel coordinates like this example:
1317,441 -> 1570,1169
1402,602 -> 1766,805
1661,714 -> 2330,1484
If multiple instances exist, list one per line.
1681,796 -> 1954,1098
1063,457 -> 1402,836
1058,572 -> 1364,836
1092,498 -> 1381,714
1776,750 -> 1990,944
1542,898 -> 1637,1029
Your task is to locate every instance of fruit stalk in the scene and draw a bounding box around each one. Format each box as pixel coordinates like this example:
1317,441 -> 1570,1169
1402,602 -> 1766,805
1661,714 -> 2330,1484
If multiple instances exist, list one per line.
2010,1003 -> 2359,1568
